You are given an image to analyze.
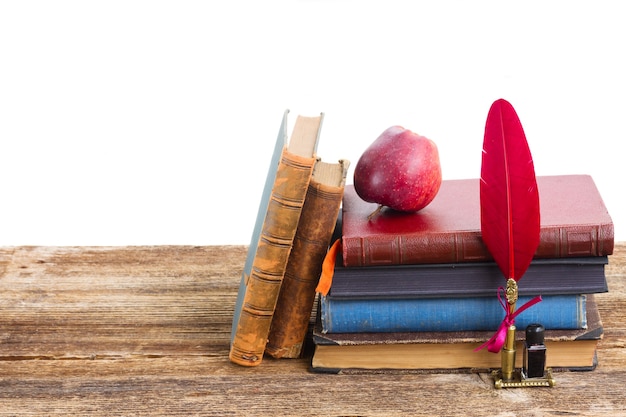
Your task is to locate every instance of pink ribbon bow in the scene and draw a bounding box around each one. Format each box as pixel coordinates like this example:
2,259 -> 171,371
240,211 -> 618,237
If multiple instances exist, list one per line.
475,287 -> 542,353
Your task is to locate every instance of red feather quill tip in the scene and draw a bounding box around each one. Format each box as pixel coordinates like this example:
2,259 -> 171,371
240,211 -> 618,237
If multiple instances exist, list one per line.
480,99 -> 540,282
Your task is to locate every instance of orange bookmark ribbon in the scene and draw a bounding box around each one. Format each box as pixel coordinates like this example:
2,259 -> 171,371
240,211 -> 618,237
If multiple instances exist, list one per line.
315,239 -> 342,296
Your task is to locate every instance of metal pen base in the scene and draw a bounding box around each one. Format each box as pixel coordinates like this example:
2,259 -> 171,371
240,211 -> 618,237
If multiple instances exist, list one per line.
492,368 -> 556,389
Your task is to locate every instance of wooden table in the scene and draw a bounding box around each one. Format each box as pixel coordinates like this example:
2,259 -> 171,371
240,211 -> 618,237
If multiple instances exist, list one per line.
0,244 -> 624,416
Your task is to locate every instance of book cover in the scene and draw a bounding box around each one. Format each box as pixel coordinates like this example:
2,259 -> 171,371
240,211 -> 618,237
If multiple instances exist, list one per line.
342,175 -> 614,267
230,110 -> 288,345
330,256 -> 608,299
229,112 -> 322,366
311,295 -> 602,373
319,293 -> 587,334
266,159 -> 350,359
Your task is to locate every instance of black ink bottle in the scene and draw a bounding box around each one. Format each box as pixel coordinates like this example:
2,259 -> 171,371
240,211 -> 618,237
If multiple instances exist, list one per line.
523,323 -> 546,379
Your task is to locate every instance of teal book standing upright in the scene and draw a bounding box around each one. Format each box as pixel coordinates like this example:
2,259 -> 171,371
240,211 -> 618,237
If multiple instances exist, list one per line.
230,110 -> 289,346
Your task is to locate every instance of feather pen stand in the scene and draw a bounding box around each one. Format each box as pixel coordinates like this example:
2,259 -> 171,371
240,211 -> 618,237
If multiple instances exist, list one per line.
476,99 -> 554,388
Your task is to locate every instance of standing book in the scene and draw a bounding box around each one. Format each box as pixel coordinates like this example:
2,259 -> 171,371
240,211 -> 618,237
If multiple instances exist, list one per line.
230,111 -> 323,367
266,158 -> 350,359
341,175 -> 613,267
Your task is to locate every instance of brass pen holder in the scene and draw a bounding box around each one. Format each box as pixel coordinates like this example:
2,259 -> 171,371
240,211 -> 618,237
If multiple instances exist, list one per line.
491,324 -> 556,389
492,280 -> 556,389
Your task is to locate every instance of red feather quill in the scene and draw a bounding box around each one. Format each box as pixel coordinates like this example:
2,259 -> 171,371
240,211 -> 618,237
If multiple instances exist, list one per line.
480,99 -> 540,282
476,99 -> 542,354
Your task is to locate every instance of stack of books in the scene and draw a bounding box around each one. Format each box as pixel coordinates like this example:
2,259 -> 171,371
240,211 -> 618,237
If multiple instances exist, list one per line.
311,175 -> 613,373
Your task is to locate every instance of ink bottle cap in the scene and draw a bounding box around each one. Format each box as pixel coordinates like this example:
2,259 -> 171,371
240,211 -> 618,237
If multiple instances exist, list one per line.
525,323 -> 545,346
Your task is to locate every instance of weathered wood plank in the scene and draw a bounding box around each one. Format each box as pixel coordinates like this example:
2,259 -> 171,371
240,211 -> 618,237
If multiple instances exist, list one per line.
0,244 -> 624,416
0,246 -> 246,358
0,357 -> 625,416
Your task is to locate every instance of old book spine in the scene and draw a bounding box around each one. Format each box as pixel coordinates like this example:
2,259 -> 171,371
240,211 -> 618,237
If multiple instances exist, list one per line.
229,149 -> 316,366
329,256 -> 608,299
343,224 -> 614,267
540,224 -> 615,258
320,294 -> 587,334
266,159 -> 349,359
342,231 -> 488,266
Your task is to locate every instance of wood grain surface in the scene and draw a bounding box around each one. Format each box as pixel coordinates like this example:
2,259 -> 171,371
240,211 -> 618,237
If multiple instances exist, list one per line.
0,244 -> 624,416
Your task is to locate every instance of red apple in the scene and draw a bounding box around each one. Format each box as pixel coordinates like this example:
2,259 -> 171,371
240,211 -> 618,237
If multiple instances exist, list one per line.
353,126 -> 442,212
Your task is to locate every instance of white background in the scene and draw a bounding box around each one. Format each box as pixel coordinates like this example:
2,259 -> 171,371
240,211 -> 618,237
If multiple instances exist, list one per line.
1,1 -> 624,246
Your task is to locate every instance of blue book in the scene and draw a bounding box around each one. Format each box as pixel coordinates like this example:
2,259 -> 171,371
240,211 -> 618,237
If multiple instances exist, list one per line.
319,294 -> 587,333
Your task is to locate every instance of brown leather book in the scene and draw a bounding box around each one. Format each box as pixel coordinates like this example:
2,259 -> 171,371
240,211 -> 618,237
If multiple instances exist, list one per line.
311,295 -> 603,373
229,114 -> 322,367
342,175 -> 614,267
266,159 -> 349,359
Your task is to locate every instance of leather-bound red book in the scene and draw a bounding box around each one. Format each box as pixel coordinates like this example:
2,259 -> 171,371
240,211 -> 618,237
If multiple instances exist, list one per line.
342,175 -> 613,267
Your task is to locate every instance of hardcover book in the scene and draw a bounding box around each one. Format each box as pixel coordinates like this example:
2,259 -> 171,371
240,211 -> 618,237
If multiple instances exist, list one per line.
311,295 -> 603,373
341,175 -> 614,267
319,293 -> 588,333
230,111 -> 323,367
266,158 -> 350,359
330,256 -> 608,299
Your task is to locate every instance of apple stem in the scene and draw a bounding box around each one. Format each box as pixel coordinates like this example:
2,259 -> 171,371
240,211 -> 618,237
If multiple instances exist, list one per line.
367,204 -> 383,221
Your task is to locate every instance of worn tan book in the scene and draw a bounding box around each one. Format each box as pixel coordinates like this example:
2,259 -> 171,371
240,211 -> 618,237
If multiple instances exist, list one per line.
229,113 -> 322,367
266,158 -> 350,359
311,295 -> 603,373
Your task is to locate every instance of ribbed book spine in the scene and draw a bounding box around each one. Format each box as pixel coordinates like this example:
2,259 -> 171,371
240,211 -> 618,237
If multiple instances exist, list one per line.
340,176 -> 614,267
266,159 -> 349,359
229,150 -> 316,366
